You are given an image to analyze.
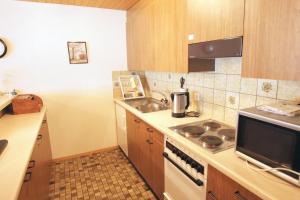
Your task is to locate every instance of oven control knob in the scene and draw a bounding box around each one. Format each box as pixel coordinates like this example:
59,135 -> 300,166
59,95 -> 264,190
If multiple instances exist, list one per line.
186,158 -> 192,164
176,151 -> 182,157
196,165 -> 204,174
172,148 -> 177,154
191,162 -> 197,169
181,154 -> 187,160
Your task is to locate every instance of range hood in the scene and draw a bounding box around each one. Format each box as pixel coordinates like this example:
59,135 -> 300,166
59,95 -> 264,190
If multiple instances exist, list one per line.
188,37 -> 243,72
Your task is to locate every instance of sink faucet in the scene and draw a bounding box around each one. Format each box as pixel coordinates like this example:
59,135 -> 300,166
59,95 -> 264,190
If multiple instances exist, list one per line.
151,90 -> 170,107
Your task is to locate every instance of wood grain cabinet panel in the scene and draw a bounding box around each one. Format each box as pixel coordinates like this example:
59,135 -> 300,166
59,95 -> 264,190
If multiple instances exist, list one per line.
207,165 -> 261,200
127,0 -> 188,73
187,0 -> 245,44
18,118 -> 52,200
126,111 -> 165,200
242,0 -> 300,81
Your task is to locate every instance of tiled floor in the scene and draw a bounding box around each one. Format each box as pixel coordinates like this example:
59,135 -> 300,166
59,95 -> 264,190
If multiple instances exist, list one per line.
49,148 -> 157,200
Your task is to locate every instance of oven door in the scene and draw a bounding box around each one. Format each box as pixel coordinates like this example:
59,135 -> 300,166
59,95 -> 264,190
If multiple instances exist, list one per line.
164,155 -> 206,200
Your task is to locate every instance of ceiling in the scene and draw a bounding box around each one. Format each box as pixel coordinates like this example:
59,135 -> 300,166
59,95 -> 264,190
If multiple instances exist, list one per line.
23,0 -> 140,10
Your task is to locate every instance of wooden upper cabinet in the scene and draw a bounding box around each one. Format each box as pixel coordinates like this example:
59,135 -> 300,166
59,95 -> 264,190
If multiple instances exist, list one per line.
153,0 -> 188,73
187,0 -> 245,44
242,0 -> 300,81
127,0 -> 155,71
127,0 -> 188,73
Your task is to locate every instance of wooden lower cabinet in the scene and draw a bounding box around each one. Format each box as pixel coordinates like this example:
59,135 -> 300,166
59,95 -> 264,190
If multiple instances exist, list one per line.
207,165 -> 261,200
126,111 -> 165,200
18,118 -> 52,200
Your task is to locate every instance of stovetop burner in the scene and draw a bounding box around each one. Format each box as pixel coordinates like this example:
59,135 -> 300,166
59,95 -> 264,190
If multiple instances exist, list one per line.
200,136 -> 223,149
181,126 -> 205,138
203,121 -> 221,131
217,129 -> 236,141
169,119 -> 236,153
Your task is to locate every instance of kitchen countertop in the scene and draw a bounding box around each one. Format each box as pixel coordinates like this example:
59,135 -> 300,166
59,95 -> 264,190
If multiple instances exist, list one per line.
0,107 -> 46,200
114,99 -> 300,200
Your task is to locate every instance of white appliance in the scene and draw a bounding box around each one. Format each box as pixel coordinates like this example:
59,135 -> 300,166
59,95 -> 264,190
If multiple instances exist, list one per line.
115,104 -> 128,156
163,137 -> 207,200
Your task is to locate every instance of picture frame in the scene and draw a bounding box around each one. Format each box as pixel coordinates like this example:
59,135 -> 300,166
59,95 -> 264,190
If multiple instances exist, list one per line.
67,41 -> 88,64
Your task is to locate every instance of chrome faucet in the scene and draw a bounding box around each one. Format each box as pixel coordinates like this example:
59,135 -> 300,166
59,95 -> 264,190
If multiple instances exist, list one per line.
151,90 -> 170,107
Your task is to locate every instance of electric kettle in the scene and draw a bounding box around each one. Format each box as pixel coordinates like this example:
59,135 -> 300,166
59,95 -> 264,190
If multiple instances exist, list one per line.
170,89 -> 190,118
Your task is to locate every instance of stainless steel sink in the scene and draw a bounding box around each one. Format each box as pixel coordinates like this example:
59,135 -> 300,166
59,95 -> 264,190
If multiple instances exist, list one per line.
124,98 -> 169,113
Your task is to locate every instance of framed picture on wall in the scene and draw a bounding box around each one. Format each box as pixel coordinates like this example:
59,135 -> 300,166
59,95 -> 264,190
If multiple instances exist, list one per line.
67,41 -> 88,64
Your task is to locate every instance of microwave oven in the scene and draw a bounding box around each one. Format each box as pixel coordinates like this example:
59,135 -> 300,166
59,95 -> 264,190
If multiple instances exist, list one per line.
235,107 -> 300,186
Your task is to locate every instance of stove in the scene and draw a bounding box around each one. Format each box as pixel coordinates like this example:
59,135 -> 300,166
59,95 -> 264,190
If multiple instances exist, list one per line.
169,119 -> 236,153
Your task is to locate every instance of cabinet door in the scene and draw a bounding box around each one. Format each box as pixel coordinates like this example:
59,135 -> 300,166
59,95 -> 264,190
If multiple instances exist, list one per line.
187,0 -> 244,44
139,122 -> 152,183
207,165 -> 261,200
150,129 -> 164,200
38,119 -> 53,200
242,0 -> 300,81
127,0 -> 155,71
153,0 -> 188,73
126,112 -> 141,170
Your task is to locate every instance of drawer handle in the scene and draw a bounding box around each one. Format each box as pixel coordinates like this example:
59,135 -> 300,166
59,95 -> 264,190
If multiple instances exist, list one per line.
234,191 -> 247,200
146,139 -> 153,144
208,191 -> 217,200
28,160 -> 35,169
37,134 -> 43,140
146,127 -> 153,133
24,172 -> 32,182
134,119 -> 140,123
42,119 -> 47,124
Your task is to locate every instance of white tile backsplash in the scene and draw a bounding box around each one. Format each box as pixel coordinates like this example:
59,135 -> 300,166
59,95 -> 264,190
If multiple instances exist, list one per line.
214,74 -> 227,90
144,57 -> 300,125
277,80 -> 300,101
214,90 -> 226,106
203,73 -> 215,88
240,78 -> 258,95
226,75 -> 241,92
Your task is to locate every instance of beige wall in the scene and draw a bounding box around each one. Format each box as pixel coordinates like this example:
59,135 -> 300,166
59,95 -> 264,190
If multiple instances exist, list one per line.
0,0 -> 127,158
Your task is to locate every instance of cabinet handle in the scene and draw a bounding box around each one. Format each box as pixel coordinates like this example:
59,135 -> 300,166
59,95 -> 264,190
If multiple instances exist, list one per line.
42,119 -> 47,124
146,127 -> 153,133
28,160 -> 35,169
134,119 -> 140,123
208,191 -> 217,200
24,172 -> 32,182
37,134 -> 43,140
146,139 -> 153,144
234,191 -> 247,200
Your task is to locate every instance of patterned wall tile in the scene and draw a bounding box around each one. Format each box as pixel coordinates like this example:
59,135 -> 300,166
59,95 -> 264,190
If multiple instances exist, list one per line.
257,79 -> 278,98
226,92 -> 240,109
203,102 -> 213,117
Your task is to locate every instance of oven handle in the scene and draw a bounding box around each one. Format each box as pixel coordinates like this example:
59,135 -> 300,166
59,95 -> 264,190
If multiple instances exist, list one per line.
163,152 -> 204,187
